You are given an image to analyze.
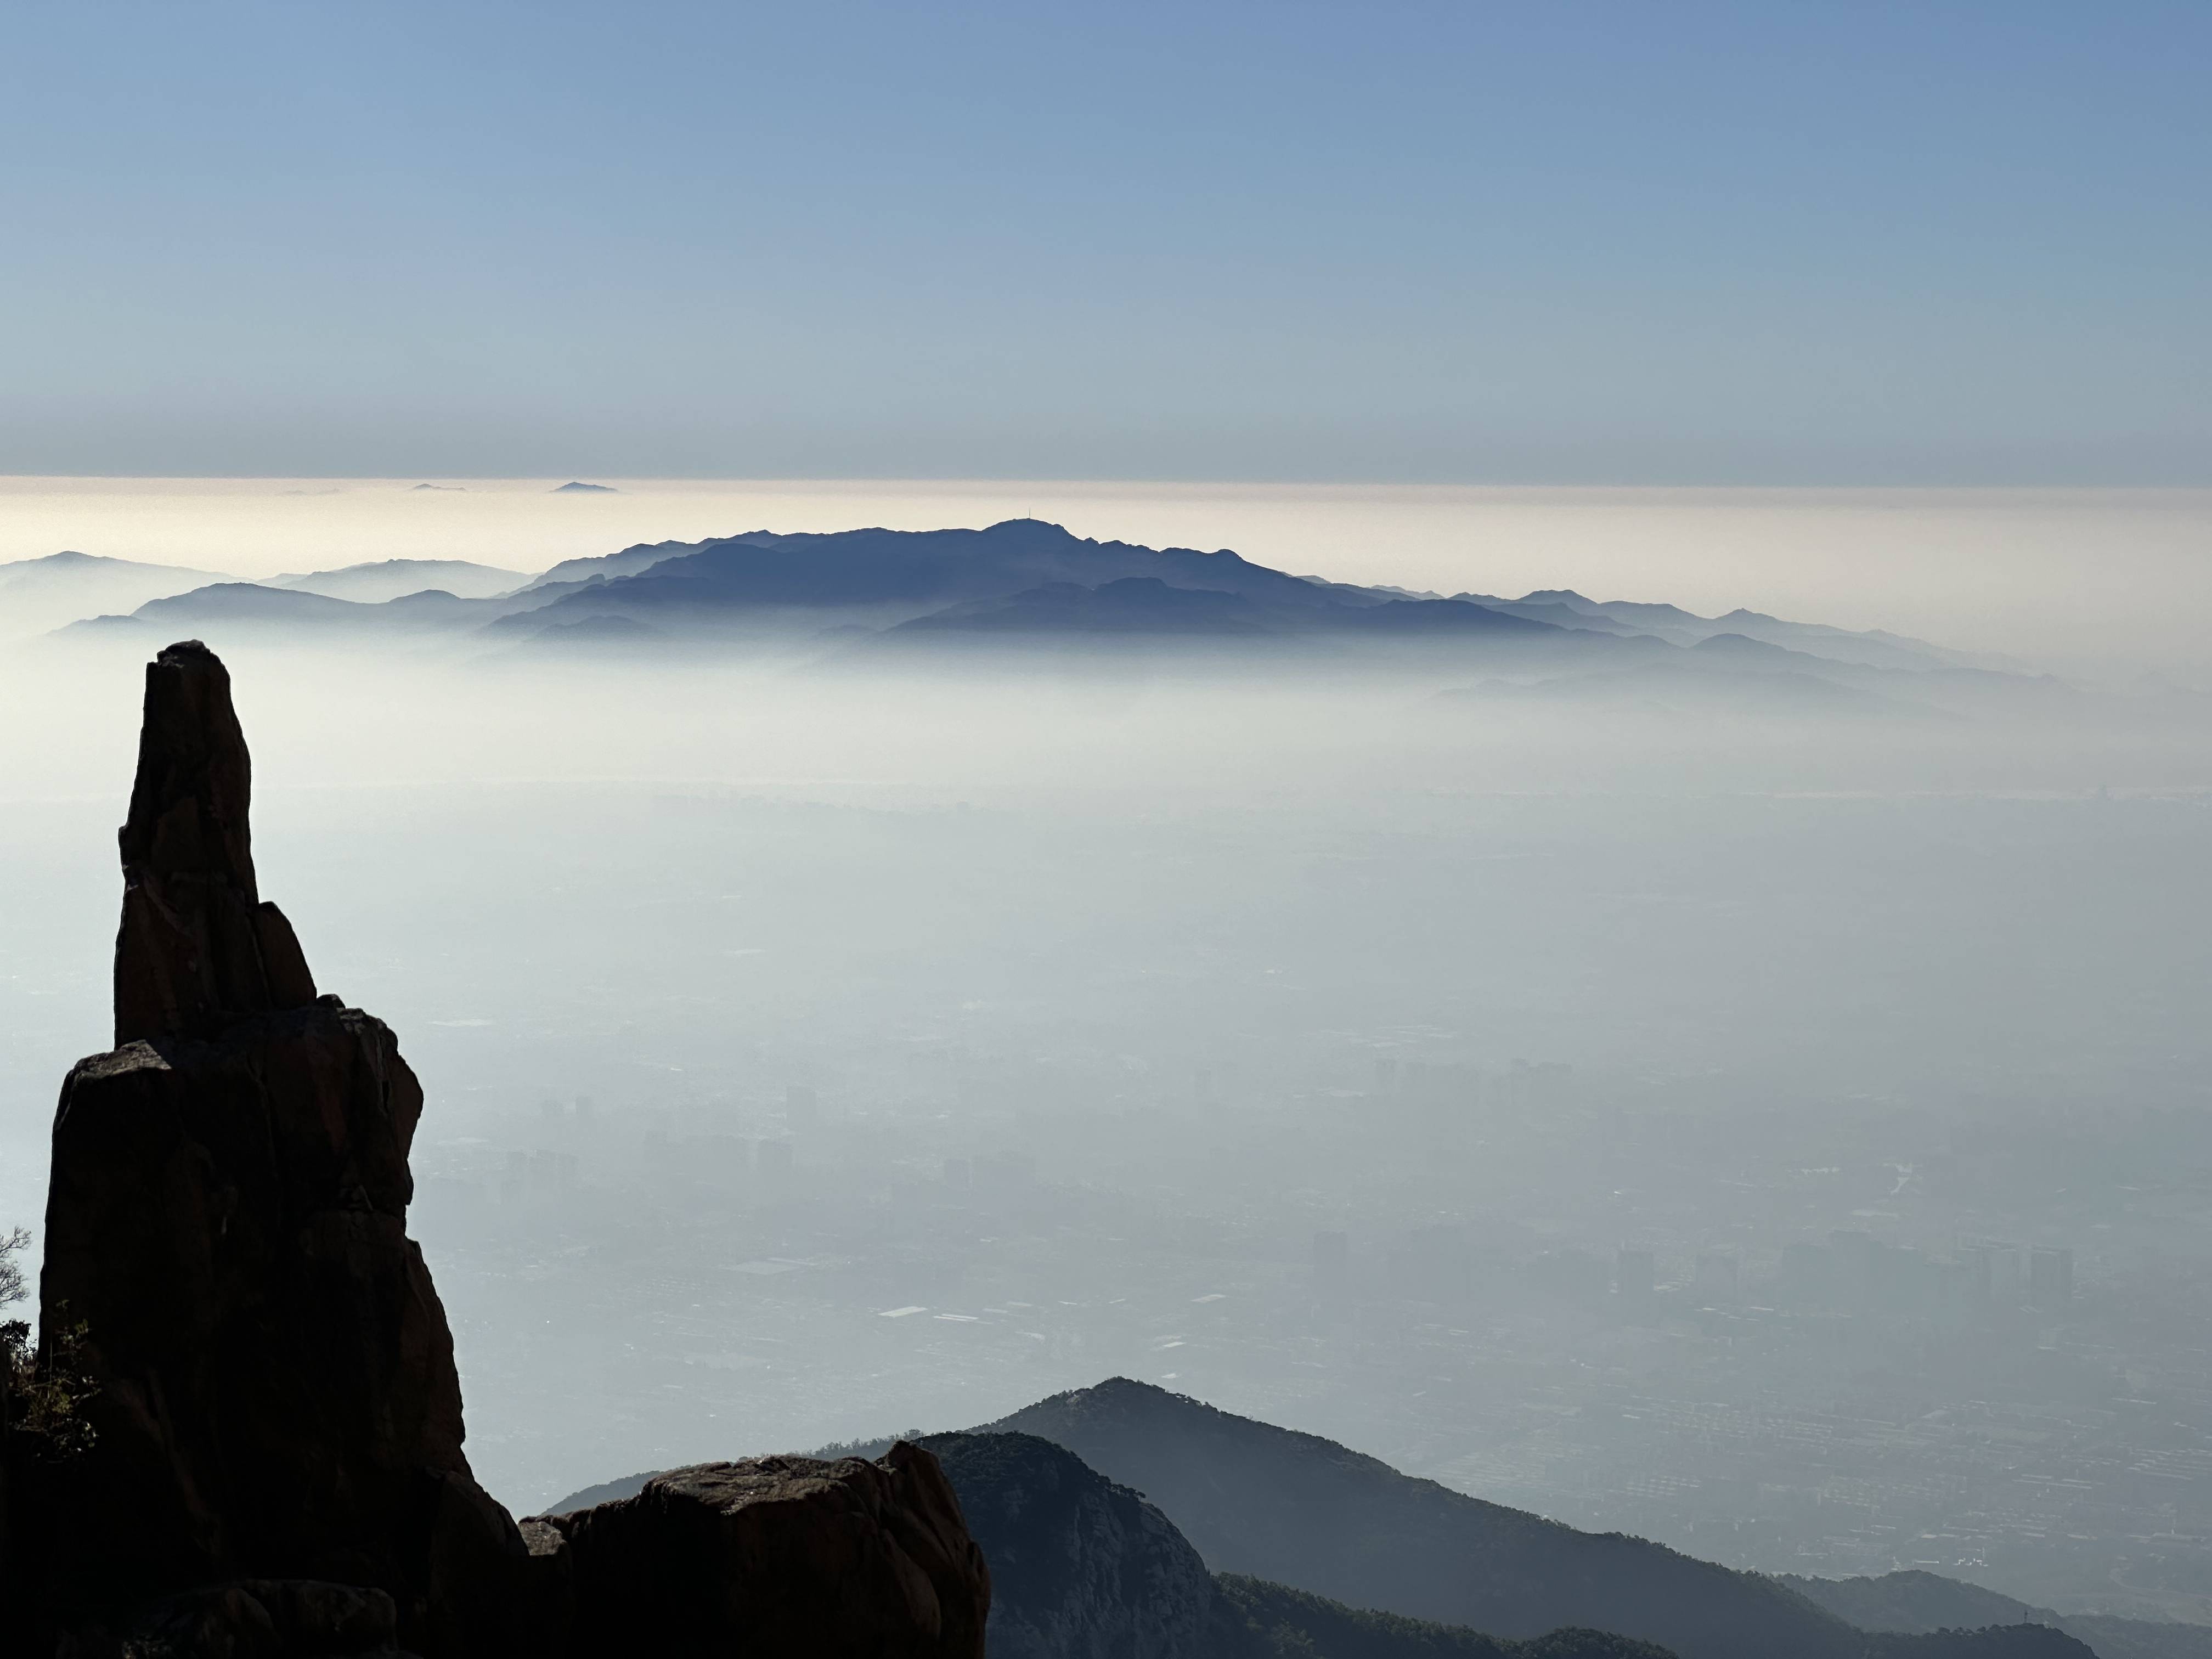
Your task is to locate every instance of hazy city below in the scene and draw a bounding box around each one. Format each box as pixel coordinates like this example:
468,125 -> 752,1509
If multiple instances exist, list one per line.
3,481 -> 2210,1623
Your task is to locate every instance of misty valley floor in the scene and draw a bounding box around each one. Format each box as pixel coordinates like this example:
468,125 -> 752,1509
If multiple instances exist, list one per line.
7,744 -> 2209,1622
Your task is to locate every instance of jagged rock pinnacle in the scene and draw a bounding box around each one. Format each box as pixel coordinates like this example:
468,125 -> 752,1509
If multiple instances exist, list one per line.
21,642 -> 990,1658
33,640 -> 525,1648
113,639 -> 317,1045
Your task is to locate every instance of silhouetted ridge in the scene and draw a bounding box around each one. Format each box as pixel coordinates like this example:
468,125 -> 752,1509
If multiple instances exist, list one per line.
986,1379 -> 2089,1659
510,518 -> 1361,629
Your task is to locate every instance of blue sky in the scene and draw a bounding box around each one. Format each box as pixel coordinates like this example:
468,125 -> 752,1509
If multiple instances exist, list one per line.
3,1 -> 2205,482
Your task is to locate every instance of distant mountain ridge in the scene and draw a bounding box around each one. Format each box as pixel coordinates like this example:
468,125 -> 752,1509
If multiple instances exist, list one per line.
32,520 -> 2070,718
0,549 -> 232,638
1781,1573 -> 2212,1659
504,519 -> 1365,631
272,557 -> 527,602
1459,588 -> 2005,673
522,535 -> 723,591
120,582 -> 482,631
475,521 -> 2013,704
986,1380 -> 1937,1659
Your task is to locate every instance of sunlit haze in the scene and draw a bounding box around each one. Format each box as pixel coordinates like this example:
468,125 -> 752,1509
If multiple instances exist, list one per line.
5,7 -> 2210,1657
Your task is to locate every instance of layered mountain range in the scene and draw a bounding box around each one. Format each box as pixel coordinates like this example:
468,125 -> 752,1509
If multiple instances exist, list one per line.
555,1381 -> 2141,1659
1,521 -> 2070,718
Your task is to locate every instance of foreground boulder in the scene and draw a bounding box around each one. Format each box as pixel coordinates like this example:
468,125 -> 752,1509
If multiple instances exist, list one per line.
540,1443 -> 988,1657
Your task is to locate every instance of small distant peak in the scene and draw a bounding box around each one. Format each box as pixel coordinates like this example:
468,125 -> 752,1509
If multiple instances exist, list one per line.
553,481 -> 618,494
1518,588 -> 1595,607
411,482 -> 464,492
1068,1375 -> 1190,1412
10,548 -> 124,569
983,516 -> 1067,533
1089,1375 -> 1163,1396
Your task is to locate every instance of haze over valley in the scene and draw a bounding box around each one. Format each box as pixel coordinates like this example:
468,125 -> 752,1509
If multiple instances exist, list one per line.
4,5 -> 2207,1653
5,485 -> 2210,1645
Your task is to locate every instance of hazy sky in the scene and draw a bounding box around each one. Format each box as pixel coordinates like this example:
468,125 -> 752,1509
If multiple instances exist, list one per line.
4,2 -> 2207,483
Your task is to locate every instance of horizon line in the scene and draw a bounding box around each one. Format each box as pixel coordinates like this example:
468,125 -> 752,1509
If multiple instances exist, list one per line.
4,474 -> 2211,499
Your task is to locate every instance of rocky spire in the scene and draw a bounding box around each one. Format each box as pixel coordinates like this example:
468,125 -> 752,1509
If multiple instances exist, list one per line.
112,639 -> 317,1045
33,640 -> 528,1650
21,641 -> 990,1658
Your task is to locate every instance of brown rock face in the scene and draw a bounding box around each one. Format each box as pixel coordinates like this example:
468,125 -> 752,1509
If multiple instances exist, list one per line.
543,1444 -> 990,1659
32,641 -> 526,1649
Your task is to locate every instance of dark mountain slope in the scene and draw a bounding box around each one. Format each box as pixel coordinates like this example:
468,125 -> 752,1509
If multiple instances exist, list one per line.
509,520 -> 1405,634
523,535 -> 716,590
1214,1577 -> 1673,1659
985,1379 -> 2055,1659
919,1431 -> 1220,1659
838,1430 -> 1685,1659
890,577 -> 1276,639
